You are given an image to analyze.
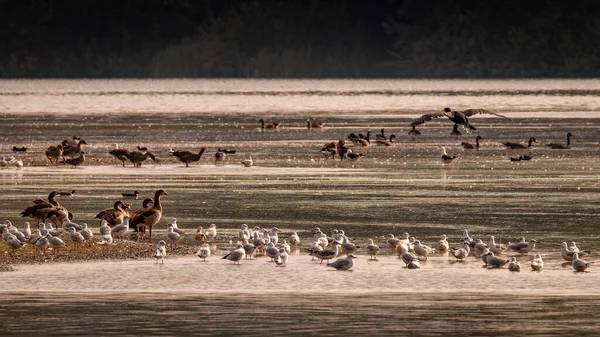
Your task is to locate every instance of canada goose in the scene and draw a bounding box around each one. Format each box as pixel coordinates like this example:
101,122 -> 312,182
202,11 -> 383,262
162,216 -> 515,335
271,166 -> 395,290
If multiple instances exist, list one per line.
12,146 -> 27,152
95,200 -> 131,227
122,190 -> 140,199
375,129 -> 387,142
109,143 -> 130,167
441,147 -> 456,164
21,191 -> 60,224
376,134 -> 396,146
306,119 -> 324,128
62,139 -> 87,159
259,118 -> 280,129
126,151 -> 157,167
214,150 -> 226,166
241,156 -> 253,167
451,124 -> 462,136
169,148 -> 193,159
510,156 -> 522,162
461,136 -> 482,150
320,142 -> 337,160
178,147 -> 207,167
62,153 -> 85,167
521,154 -> 533,161
137,145 -> 148,152
502,137 -> 536,149
355,132 -> 371,146
130,189 -> 168,240
545,132 -> 573,149
410,107 -> 512,131
408,125 -> 421,136
45,144 -> 63,165
58,190 -> 76,197
218,148 -> 236,154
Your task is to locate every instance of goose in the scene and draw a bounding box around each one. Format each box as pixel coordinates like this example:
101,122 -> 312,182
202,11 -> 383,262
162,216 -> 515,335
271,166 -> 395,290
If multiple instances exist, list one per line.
111,216 -> 131,241
259,118 -> 280,129
530,254 -> 544,271
436,234 -> 450,252
166,225 -> 182,245
461,136 -> 482,150
109,143 -> 131,167
204,224 -> 217,241
130,189 -> 168,241
306,119 -> 325,128
154,240 -> 167,263
320,142 -> 338,160
126,151 -> 157,167
128,198 -> 154,232
409,107 -> 512,131
289,232 -> 300,246
241,156 -> 253,167
376,134 -> 396,147
441,147 -> 456,164
177,147 -> 207,167
12,146 -> 27,152
484,251 -> 509,268
122,190 -> 140,199
275,248 -> 289,267
58,190 -> 76,197
507,257 -> 521,272
62,140 -> 87,159
545,132 -> 573,149
572,253 -> 590,272
353,132 -> 371,146
45,144 -> 63,165
375,129 -> 387,142
214,150 -> 226,166
95,200 -> 130,227
366,239 -> 380,260
223,244 -> 246,264
451,124 -> 462,136
502,137 -> 536,149
508,239 -> 537,254
408,125 -> 421,136
328,254 -> 357,271
21,191 -> 60,224
137,145 -> 148,152
196,243 -> 211,261
62,153 -> 85,167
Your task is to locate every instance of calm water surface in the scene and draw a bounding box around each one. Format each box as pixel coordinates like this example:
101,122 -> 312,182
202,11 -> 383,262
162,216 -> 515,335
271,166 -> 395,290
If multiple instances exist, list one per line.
1,79 -> 600,335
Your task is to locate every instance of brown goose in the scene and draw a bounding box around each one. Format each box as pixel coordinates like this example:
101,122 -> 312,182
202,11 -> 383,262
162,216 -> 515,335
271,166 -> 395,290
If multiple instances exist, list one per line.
128,197 -> 154,232
355,132 -> 371,146
109,143 -> 131,167
215,150 -> 226,166
410,107 -> 512,131
259,118 -> 280,129
62,153 -> 85,167
126,151 -> 157,167
130,189 -> 168,240
21,191 -> 60,224
376,134 -> 396,147
545,132 -> 573,149
95,200 -> 131,227
461,136 -> 482,150
62,140 -> 87,159
306,119 -> 324,128
320,142 -> 337,160
45,144 -> 63,165
178,147 -> 207,167
375,129 -> 387,142
502,137 -> 536,149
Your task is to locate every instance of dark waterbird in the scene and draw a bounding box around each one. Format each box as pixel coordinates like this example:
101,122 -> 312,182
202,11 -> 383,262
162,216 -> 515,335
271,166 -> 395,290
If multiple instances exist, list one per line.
410,107 -> 512,131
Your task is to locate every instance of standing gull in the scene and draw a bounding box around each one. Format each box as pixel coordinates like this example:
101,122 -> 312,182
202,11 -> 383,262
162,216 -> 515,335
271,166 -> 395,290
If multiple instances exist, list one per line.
328,254 -> 357,271
572,253 -> 590,272
366,239 -> 380,260
530,254 -> 544,271
196,243 -> 211,261
508,257 -> 521,272
509,239 -> 537,254
223,244 -> 246,264
154,240 -> 167,263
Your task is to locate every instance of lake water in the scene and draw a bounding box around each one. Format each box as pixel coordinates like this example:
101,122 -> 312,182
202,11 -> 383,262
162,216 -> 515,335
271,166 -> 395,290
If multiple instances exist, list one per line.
1,79 -> 600,335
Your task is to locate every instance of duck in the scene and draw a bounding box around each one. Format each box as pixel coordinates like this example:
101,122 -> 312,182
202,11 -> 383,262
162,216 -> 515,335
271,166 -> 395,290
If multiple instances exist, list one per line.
353,132 -> 371,147
241,156 -> 253,167
214,150 -> 226,166
109,143 -> 131,167
177,147 -> 207,167
122,190 -> 140,199
126,151 -> 157,167
545,132 -> 573,149
441,147 -> 456,164
259,118 -> 280,129
129,189 -> 168,241
461,136 -> 482,150
95,200 -> 131,227
62,153 -> 85,167
62,139 -> 87,159
306,119 -> 325,128
502,137 -> 536,149
376,134 -> 396,147
409,107 -> 512,131
45,144 -> 63,165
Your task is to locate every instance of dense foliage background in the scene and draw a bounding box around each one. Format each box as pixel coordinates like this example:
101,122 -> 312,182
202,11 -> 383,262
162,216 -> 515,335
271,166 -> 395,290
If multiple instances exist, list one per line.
1,0 -> 598,78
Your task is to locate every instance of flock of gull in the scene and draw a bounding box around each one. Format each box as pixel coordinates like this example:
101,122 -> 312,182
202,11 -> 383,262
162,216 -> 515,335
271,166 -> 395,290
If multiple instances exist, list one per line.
1,186 -> 592,273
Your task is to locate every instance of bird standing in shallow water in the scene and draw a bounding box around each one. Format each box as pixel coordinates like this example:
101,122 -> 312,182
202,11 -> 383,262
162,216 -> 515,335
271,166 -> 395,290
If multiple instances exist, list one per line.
441,147 -> 456,164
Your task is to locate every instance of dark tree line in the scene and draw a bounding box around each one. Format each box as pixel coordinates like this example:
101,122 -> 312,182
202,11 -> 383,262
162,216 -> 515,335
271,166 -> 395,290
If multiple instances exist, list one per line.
1,0 -> 599,78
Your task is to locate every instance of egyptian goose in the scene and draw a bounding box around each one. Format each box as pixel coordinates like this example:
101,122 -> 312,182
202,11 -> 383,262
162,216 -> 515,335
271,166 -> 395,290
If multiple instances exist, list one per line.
21,191 -> 60,224
62,139 -> 87,159
410,107 -> 512,131
95,200 -> 131,227
128,197 -> 154,232
45,145 -> 63,165
109,143 -> 131,166
130,189 -> 168,240
177,147 -> 207,167
126,151 -> 157,167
